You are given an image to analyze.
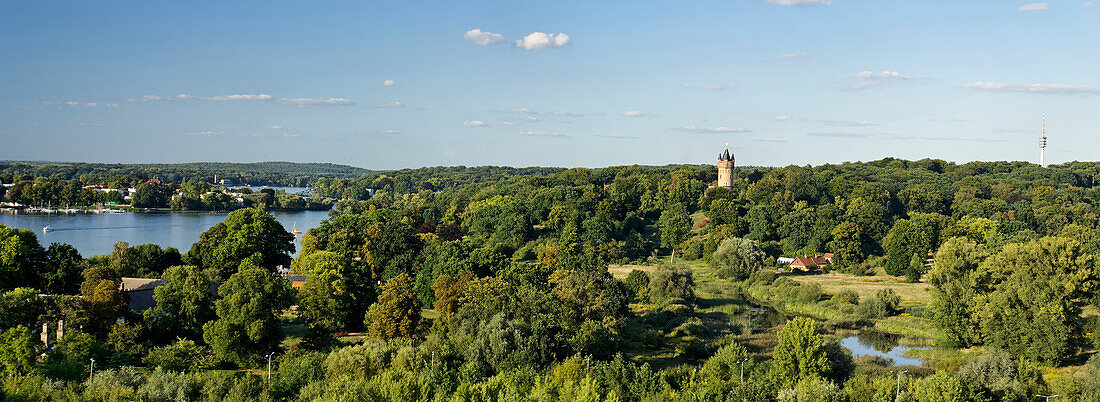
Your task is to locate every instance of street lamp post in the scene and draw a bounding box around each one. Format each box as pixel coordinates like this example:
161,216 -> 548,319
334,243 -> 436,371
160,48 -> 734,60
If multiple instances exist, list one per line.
89,358 -> 95,380
1037,395 -> 1059,401
265,352 -> 275,383
895,369 -> 908,401
737,358 -> 749,383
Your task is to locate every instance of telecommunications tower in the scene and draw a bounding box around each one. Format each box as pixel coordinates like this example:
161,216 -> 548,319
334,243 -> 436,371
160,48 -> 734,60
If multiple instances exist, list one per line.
1039,113 -> 1048,168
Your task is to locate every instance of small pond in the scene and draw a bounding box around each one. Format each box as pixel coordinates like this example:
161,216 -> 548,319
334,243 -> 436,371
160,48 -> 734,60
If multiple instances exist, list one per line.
840,331 -> 928,367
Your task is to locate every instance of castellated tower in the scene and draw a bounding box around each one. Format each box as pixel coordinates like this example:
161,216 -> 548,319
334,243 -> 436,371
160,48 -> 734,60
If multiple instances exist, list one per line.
717,146 -> 734,188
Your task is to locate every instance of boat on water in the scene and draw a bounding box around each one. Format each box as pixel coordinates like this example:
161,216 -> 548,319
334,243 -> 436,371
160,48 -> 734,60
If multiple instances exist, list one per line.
291,222 -> 302,235
42,225 -> 53,233
60,208 -> 80,214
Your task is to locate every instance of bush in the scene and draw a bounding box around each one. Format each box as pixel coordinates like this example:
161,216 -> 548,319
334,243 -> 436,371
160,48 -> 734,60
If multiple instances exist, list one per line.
831,290 -> 859,305
797,283 -> 822,303
669,317 -> 707,337
674,337 -> 708,360
701,340 -> 750,382
648,264 -> 695,305
712,237 -> 766,280
779,377 -> 844,402
958,349 -> 1025,400
682,240 -> 704,261
874,288 -> 901,315
622,270 -> 650,303
138,367 -> 198,401
749,269 -> 776,286
857,297 -> 887,320
144,339 -> 216,371
1079,354 -> 1100,402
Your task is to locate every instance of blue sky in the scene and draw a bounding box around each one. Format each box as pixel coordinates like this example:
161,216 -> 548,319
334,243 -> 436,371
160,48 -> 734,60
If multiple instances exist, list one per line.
2,1 -> 1098,169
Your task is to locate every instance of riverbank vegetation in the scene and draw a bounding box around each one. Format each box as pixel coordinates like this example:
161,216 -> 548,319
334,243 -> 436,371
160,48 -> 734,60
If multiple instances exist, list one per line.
0,161 -> 371,188
1,158 -> 1100,400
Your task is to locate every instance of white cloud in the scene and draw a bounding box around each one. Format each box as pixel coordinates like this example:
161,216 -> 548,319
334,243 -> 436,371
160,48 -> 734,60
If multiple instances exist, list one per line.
382,79 -> 395,86
368,101 -> 406,108
778,52 -> 810,58
767,0 -> 833,6
595,134 -> 639,139
806,131 -> 1006,143
515,32 -> 571,50
845,70 -> 913,90
206,94 -> 273,101
187,130 -> 226,136
69,122 -> 103,127
775,115 -> 793,121
519,130 -> 565,137
964,81 -> 1100,95
464,120 -> 489,127
251,132 -> 300,139
703,85 -> 726,91
807,132 -> 891,138
50,101 -> 120,108
1018,3 -> 1050,12
823,119 -> 881,127
757,137 -> 789,143
623,110 -> 654,117
499,107 -> 585,117
674,125 -> 751,133
512,116 -> 541,123
464,29 -> 505,46
138,93 -> 352,106
276,97 -> 353,106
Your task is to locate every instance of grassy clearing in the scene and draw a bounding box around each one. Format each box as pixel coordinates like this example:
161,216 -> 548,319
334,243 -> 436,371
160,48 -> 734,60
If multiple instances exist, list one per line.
787,272 -> 933,306
607,264 -> 654,279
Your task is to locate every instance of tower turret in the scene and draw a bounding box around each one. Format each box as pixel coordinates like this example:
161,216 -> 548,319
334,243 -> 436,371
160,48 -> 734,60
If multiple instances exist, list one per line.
717,144 -> 735,188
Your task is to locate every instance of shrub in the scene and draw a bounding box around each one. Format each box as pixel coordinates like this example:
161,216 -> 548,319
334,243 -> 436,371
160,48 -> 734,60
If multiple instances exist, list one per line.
857,297 -> 887,320
144,339 -> 216,371
669,317 -> 707,337
797,283 -> 822,303
1079,354 -> 1100,402
674,337 -> 708,359
831,290 -> 859,305
701,340 -> 750,382
622,270 -> 650,303
958,349 -> 1025,400
874,288 -> 901,315
712,237 -> 766,280
749,269 -> 776,286
648,264 -> 695,305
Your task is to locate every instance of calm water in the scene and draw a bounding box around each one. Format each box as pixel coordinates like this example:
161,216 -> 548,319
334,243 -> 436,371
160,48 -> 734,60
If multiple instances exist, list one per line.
841,334 -> 927,366
0,210 -> 330,258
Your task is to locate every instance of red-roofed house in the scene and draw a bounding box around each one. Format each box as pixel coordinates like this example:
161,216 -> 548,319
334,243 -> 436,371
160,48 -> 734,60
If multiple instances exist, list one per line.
790,255 -> 832,271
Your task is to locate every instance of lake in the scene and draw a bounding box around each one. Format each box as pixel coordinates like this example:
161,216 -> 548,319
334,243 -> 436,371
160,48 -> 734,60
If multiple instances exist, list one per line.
0,209 -> 331,258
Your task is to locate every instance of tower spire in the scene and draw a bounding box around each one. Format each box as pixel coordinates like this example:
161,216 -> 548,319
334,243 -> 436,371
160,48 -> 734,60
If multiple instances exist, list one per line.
1039,112 -> 1047,168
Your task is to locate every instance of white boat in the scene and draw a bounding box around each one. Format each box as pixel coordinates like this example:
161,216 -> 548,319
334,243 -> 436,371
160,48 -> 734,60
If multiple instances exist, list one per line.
40,208 -> 56,214
60,208 -> 80,214
42,225 -> 53,233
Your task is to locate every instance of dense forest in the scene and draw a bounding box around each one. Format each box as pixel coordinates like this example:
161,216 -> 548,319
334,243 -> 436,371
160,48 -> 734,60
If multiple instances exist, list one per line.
1,158 -> 1100,401
0,161 -> 373,188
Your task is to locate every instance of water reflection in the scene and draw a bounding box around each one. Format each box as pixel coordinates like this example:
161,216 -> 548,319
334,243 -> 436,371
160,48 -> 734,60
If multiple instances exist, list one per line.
841,333 -> 926,367
0,209 -> 330,257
